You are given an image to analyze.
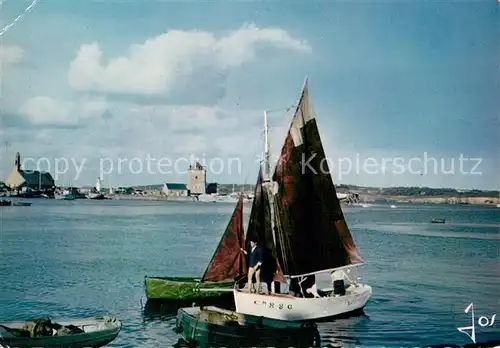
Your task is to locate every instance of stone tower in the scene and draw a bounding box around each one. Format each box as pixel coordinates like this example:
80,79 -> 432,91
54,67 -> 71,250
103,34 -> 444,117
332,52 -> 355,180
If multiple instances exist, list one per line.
187,162 -> 206,195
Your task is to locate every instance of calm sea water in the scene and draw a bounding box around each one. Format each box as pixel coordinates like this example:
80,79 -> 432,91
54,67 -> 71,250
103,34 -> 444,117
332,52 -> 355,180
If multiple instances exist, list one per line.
0,199 -> 498,347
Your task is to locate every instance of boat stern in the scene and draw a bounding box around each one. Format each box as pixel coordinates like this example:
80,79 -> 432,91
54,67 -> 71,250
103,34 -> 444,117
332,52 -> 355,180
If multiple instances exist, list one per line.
356,283 -> 373,308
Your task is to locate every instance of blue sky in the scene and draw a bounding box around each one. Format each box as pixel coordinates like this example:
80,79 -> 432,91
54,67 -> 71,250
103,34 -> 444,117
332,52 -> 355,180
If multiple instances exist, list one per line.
0,0 -> 498,190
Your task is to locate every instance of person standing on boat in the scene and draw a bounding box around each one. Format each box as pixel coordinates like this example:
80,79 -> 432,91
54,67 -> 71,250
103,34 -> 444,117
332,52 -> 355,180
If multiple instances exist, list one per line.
240,237 -> 263,293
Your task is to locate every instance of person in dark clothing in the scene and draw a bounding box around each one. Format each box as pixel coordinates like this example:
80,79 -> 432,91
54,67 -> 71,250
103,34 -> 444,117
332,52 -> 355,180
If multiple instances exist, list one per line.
240,237 -> 263,293
260,248 -> 277,294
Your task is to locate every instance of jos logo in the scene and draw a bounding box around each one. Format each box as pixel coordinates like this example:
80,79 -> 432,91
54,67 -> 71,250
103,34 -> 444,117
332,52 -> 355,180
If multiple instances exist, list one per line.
457,303 -> 496,344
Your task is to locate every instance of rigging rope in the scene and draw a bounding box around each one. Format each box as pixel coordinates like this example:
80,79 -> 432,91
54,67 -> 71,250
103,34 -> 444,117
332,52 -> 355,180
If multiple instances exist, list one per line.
242,128 -> 265,186
265,104 -> 296,171
0,0 -> 40,37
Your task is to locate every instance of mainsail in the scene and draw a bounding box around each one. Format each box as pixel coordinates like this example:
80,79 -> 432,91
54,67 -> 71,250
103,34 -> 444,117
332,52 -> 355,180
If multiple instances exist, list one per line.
201,194 -> 247,282
246,169 -> 285,282
246,169 -> 273,251
272,78 -> 363,278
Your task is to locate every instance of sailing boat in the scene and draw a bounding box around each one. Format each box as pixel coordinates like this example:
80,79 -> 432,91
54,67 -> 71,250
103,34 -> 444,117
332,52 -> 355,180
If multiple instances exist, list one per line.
233,78 -> 372,321
144,194 -> 247,300
54,187 -> 75,200
87,177 -> 105,200
54,175 -> 76,200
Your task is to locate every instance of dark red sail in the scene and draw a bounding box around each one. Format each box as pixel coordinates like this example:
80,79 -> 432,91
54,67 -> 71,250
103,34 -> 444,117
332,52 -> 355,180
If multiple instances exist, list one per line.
201,195 -> 247,282
272,79 -> 363,277
246,169 -> 286,283
246,169 -> 273,251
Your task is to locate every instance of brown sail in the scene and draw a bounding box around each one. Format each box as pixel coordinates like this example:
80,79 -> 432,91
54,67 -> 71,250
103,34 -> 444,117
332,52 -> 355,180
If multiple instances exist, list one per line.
246,169 -> 285,283
201,194 -> 247,282
272,78 -> 363,277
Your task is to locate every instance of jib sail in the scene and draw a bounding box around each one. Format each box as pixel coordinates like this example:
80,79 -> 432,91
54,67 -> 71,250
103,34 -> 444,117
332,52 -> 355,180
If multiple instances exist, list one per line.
201,194 -> 247,282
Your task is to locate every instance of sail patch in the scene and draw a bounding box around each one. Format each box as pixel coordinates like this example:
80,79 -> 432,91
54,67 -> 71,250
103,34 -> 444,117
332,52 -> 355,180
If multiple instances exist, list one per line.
300,85 -> 315,123
290,84 -> 315,147
290,113 -> 304,147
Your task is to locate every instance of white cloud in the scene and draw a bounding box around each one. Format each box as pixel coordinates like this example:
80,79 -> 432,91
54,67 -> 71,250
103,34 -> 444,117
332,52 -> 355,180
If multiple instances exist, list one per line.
7,88 -> 306,185
0,45 -> 24,66
11,98 -> 266,159
172,134 -> 208,154
67,24 -> 311,96
105,103 -> 248,156
18,96 -> 108,127
213,129 -> 261,156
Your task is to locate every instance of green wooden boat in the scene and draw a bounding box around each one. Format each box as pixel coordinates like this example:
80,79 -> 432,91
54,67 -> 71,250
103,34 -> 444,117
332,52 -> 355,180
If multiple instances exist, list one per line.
144,195 -> 247,300
174,306 -> 319,348
0,316 -> 121,348
144,276 -> 236,301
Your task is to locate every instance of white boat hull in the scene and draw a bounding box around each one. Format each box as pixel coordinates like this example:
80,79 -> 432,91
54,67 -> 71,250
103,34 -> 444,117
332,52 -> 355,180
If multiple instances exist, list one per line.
233,283 -> 372,321
87,193 -> 105,200
55,195 -> 75,200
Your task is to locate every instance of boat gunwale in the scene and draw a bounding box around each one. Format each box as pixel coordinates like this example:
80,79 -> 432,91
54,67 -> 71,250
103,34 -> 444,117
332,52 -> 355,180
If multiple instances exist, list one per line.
1,317 -> 121,330
144,276 -> 235,285
177,306 -> 318,331
233,282 -> 372,303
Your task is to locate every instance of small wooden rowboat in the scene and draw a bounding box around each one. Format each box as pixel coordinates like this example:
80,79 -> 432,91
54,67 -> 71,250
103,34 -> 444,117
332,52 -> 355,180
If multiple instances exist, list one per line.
0,316 -> 121,347
174,306 -> 318,347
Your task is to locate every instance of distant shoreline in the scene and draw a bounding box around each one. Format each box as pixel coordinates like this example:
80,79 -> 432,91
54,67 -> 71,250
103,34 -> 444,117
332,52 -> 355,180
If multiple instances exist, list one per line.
4,183 -> 497,206
109,194 -> 197,202
360,195 -> 500,206
106,183 -> 500,196
107,192 -> 498,206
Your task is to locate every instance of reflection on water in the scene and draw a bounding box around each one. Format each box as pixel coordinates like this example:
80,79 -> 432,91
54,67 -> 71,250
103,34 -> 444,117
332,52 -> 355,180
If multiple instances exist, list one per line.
142,300 -> 185,320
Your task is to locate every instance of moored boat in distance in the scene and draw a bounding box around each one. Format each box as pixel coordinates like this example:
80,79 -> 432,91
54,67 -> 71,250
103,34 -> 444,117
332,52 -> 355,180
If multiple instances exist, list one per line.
144,194 -> 248,300
233,77 -> 372,321
87,177 -> 106,199
0,316 -> 121,348
431,218 -> 446,224
352,203 -> 372,208
87,192 -> 105,200
197,193 -> 253,204
13,201 -> 32,206
54,190 -> 75,200
0,199 -> 12,206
